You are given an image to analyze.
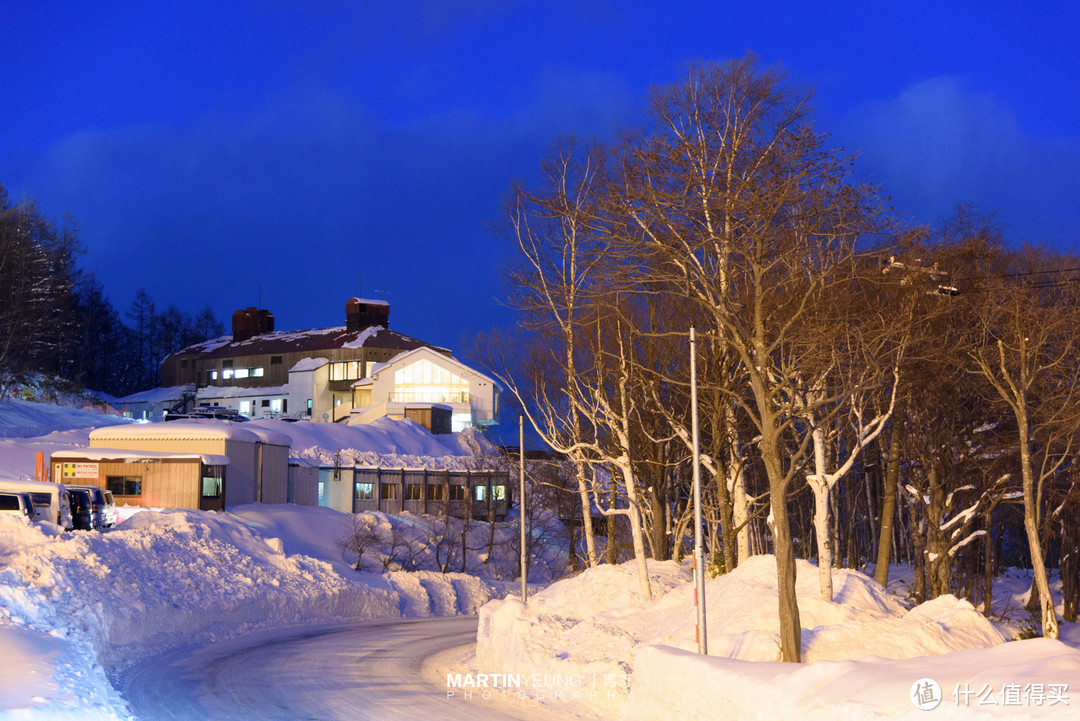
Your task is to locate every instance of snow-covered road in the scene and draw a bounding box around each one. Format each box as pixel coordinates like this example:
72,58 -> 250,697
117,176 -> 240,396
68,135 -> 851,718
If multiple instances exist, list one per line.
116,616 -> 563,721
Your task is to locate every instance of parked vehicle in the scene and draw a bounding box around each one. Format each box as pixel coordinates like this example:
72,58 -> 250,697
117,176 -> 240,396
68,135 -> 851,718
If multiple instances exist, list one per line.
0,479 -> 72,529
164,405 -> 248,422
68,488 -> 94,531
102,489 -> 117,527
64,484 -> 112,529
0,491 -> 35,520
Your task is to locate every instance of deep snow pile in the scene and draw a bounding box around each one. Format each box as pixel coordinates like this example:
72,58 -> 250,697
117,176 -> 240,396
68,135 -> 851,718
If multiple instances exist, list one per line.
477,556 -> 1016,718
247,417 -> 496,469
0,505 -> 514,718
0,397 -> 128,440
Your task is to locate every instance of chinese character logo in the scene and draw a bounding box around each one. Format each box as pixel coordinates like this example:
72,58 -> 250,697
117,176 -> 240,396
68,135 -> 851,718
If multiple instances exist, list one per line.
911,677 -> 942,711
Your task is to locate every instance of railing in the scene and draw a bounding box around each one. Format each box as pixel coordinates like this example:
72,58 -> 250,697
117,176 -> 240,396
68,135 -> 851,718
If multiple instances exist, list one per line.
387,390 -> 470,404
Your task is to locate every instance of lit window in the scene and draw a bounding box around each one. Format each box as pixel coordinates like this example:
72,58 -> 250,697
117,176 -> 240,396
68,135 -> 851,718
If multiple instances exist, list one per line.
474,485 -> 486,501
234,368 -> 249,379
270,399 -> 283,413
239,400 -> 252,415
211,370 -> 218,380
222,369 -> 234,380
252,367 -> 264,377
355,483 -> 373,500
393,359 -> 470,404
493,485 -> 506,501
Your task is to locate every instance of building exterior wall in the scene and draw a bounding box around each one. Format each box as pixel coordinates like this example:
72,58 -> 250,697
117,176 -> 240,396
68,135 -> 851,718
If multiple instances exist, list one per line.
288,462 -> 319,505
48,457 -> 207,510
86,433 -> 288,509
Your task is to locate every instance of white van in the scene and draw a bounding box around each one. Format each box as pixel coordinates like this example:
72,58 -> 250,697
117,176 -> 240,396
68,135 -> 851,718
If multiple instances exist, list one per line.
0,479 -> 72,530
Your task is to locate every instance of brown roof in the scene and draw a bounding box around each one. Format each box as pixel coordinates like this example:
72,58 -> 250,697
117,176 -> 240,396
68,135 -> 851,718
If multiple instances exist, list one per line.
170,325 -> 446,361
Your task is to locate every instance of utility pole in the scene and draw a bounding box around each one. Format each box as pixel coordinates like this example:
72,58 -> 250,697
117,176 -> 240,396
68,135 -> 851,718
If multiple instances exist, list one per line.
520,415 -> 528,604
691,326 -> 708,654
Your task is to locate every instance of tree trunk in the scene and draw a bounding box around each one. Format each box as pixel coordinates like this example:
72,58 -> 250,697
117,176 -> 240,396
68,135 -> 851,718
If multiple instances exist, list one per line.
1019,427 -> 1059,638
875,410 -> 904,587
809,475 -> 833,600
771,494 -> 802,663
982,510 -> 994,616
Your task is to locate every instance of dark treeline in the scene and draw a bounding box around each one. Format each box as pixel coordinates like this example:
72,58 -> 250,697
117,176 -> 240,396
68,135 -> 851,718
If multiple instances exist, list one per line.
0,185 -> 223,400
479,54 -> 1080,660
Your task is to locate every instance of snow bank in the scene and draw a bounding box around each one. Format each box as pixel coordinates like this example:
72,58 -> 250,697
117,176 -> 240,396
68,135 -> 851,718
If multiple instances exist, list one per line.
478,555 -> 1008,717
0,398 -> 128,440
0,503 -> 513,718
628,639 -> 1080,720
247,417 -> 495,468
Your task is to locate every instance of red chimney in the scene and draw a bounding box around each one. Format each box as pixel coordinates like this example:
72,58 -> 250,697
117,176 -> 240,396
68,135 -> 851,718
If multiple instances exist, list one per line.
232,307 -> 275,342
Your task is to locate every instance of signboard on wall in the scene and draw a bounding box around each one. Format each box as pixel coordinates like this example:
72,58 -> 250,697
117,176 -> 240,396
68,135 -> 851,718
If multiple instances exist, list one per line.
61,462 -> 99,479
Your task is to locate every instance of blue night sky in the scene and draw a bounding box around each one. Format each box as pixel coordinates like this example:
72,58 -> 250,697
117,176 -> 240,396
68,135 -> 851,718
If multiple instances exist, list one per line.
2,1 -> 1078,354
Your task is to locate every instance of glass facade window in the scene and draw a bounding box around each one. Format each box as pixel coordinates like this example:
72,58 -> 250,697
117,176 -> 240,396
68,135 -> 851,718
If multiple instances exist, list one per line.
393,359 -> 470,404
329,361 -> 365,381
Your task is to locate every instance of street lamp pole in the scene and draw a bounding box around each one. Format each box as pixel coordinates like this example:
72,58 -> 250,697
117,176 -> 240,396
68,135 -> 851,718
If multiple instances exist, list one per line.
520,414 -> 528,605
691,326 -> 708,654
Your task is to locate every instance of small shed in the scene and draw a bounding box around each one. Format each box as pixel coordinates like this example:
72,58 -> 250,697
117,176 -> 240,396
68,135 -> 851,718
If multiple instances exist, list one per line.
87,421 -> 292,506
50,448 -> 230,512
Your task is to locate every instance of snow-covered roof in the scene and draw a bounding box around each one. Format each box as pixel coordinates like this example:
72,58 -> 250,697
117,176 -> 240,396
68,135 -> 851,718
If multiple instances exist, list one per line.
289,357 -> 328,373
167,326 -> 446,360
367,346 -> 499,387
196,384 -> 288,399
114,385 -> 195,404
50,448 -> 230,465
90,421 -> 292,447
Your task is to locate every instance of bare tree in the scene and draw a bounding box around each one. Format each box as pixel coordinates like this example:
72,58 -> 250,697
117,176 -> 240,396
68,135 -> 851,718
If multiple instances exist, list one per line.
337,512 -> 382,571
968,248 -> 1080,639
611,55 -> 889,661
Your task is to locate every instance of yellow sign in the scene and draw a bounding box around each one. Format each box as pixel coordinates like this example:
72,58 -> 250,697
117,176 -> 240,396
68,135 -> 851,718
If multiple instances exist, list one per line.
61,462 -> 99,479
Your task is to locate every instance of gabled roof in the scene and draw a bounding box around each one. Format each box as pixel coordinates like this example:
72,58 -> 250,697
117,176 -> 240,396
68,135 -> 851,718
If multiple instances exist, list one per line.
167,325 -> 446,361
363,345 -> 500,388
90,420 -> 292,447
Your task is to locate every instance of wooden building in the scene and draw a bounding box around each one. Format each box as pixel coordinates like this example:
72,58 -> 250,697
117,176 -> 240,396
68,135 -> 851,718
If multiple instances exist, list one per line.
50,448 -> 230,512
85,421 -> 292,507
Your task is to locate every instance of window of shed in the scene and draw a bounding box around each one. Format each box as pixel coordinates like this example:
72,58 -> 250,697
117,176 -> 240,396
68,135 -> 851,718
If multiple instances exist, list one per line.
355,483 -> 373,500
106,476 -> 142,496
201,465 -> 224,498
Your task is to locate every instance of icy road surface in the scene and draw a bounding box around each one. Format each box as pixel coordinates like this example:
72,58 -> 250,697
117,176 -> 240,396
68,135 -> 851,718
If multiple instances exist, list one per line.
117,616 -> 593,721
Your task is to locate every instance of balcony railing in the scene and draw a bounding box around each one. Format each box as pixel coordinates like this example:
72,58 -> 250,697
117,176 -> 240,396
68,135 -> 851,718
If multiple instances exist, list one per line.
388,390 -> 470,404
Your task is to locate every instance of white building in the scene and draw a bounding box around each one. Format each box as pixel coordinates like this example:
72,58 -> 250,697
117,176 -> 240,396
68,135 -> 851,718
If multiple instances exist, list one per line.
347,346 -> 500,433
